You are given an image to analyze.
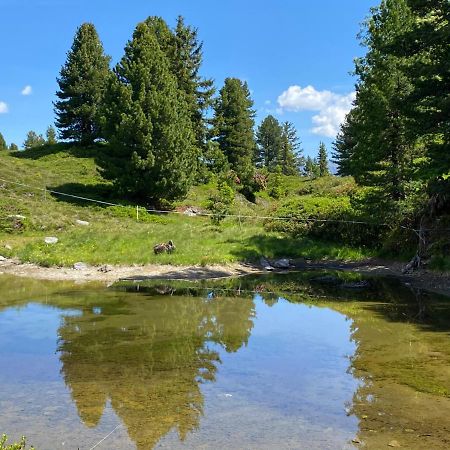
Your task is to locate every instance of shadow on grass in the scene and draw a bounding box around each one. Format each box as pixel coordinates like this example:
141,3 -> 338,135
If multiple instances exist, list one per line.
48,182 -> 117,207
11,143 -> 107,160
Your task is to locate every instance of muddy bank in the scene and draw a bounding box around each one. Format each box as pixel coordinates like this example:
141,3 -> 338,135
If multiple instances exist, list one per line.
0,257 -> 448,297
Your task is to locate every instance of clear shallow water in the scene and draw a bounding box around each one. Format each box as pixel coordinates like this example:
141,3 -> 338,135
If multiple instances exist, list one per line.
0,273 -> 449,449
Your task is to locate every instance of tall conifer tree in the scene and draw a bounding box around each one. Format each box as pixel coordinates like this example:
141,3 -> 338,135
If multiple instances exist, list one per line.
255,115 -> 283,170
54,23 -> 111,145
317,142 -> 330,177
280,121 -> 302,175
213,78 -> 256,187
0,132 -> 6,151
100,21 -> 196,203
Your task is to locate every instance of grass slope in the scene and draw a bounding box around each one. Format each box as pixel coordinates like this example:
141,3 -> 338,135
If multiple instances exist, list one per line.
0,144 -> 372,267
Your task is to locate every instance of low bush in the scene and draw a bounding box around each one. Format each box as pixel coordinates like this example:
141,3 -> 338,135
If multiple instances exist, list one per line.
265,195 -> 383,247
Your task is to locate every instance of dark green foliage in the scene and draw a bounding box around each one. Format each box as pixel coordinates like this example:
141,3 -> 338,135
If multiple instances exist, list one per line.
207,179 -> 235,224
255,117 -> 301,176
265,196 -> 383,247
9,143 -> 18,151
100,20 -> 196,204
54,23 -> 111,145
196,141 -> 230,183
46,126 -> 57,145
332,109 -> 358,176
280,121 -> 302,175
23,131 -> 45,149
0,132 -> 6,150
267,167 -> 287,199
213,78 -> 256,189
303,156 -> 320,178
173,16 -> 215,151
317,142 -> 330,177
255,115 -> 283,170
393,0 -> 450,202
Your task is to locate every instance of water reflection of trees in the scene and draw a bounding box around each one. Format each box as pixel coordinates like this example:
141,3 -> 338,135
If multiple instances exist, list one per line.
57,295 -> 255,450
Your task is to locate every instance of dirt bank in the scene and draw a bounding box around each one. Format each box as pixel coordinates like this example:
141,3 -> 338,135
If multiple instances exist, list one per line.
0,257 -> 448,297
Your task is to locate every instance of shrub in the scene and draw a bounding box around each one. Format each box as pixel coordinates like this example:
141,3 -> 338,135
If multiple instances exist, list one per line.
265,195 -> 382,247
207,180 -> 235,224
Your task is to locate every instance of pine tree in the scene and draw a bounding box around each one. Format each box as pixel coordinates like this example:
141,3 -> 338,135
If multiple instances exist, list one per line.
304,156 -> 319,178
173,16 -> 215,150
100,21 -> 196,203
332,109 -> 359,176
349,0 -> 417,201
213,78 -> 256,188
9,143 -> 18,151
255,115 -> 283,170
0,132 -> 6,151
317,142 -> 330,177
46,126 -> 57,145
54,23 -> 111,145
23,131 -> 45,149
280,121 -> 302,176
391,0 -> 450,203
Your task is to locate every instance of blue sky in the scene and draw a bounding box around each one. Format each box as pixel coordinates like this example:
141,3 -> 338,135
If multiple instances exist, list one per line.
0,0 -> 376,156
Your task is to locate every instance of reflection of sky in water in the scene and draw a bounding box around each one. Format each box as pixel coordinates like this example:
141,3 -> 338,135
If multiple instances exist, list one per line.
2,276 -> 448,450
0,292 -> 359,449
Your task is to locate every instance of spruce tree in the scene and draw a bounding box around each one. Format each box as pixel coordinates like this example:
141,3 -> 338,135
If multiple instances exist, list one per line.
304,156 -> 319,178
46,126 -> 57,145
280,121 -> 302,176
100,21 -> 196,203
255,115 -> 283,170
317,142 -> 330,177
332,109 -> 358,177
0,132 -> 6,151
54,23 -> 111,145
9,143 -> 18,151
391,0 -> 450,203
173,16 -> 215,149
213,78 -> 256,187
23,131 -> 45,149
349,0 -> 417,201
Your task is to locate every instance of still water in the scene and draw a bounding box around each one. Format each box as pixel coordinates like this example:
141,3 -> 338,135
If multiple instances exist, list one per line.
0,273 -> 449,449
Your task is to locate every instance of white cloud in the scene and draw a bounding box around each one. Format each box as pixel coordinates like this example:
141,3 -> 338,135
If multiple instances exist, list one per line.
0,102 -> 8,114
277,85 -> 355,138
21,85 -> 32,96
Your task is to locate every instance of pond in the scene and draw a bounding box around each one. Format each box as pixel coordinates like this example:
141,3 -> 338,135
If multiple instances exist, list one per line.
0,273 -> 449,449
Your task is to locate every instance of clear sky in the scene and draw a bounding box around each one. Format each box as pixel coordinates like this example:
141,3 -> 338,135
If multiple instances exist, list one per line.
0,0 -> 376,156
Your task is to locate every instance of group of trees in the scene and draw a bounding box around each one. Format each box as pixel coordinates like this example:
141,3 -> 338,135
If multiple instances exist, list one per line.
50,18 -> 328,204
333,0 -> 449,222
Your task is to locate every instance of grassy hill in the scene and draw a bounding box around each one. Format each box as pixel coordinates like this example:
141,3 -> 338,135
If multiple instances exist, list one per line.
0,144 -> 373,267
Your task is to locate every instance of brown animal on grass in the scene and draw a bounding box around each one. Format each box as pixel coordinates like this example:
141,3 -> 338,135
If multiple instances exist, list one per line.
153,240 -> 176,255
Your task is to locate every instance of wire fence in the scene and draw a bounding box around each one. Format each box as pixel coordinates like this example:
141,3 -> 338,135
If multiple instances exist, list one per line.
1,176 -> 448,234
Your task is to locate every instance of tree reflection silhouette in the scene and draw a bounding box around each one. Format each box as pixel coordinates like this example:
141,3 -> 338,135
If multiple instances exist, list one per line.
57,294 -> 255,449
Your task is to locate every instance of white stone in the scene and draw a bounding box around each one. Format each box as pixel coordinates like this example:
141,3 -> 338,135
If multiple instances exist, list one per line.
73,262 -> 89,270
75,220 -> 90,226
44,237 -> 58,244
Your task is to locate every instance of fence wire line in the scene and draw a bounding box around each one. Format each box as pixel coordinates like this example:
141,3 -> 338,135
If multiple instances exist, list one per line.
0,176 -> 447,233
